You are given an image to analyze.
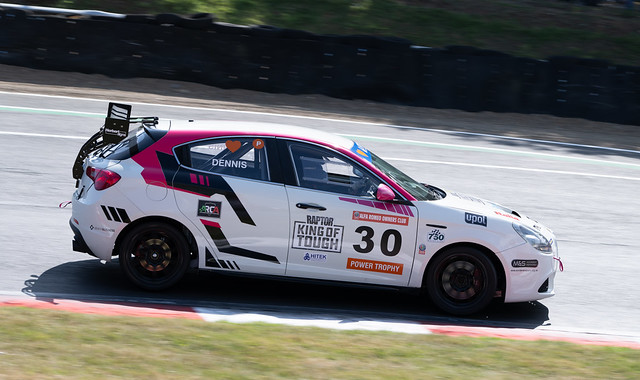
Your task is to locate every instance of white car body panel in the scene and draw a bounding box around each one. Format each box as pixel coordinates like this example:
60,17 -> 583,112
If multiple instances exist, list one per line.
70,114 -> 559,314
285,185 -> 419,286
175,176 -> 291,276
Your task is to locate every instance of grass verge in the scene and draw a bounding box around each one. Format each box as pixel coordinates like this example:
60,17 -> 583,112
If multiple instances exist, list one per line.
0,307 -> 638,379
19,0 -> 640,66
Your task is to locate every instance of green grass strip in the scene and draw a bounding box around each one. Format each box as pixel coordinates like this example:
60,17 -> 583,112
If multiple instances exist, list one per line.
0,307 -> 638,379
41,0 -> 640,66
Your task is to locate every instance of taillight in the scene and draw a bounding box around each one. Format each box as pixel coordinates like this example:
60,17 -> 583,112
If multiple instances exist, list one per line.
86,166 -> 121,191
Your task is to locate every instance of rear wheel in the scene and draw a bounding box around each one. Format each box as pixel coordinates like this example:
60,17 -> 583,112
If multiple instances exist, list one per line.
426,246 -> 497,315
119,222 -> 190,291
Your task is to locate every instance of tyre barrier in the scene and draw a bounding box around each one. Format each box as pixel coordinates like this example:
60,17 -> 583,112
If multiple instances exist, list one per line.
0,6 -> 638,126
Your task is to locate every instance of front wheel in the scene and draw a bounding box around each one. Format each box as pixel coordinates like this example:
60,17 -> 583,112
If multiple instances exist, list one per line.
119,222 -> 190,291
426,246 -> 497,315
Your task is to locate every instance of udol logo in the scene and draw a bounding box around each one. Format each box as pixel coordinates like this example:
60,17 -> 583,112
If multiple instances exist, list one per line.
465,212 -> 487,227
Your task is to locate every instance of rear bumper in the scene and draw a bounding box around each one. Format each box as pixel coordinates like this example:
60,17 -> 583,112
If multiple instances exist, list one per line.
69,219 -> 97,258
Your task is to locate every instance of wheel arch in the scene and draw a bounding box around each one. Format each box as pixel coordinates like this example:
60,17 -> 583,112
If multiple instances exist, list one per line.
423,242 -> 506,298
112,216 -> 199,263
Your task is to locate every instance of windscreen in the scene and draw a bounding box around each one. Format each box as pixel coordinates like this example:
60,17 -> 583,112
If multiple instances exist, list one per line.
369,152 -> 443,201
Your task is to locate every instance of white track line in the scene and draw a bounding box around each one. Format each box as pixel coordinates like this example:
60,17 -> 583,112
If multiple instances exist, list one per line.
0,130 -> 88,139
1,91 -> 638,155
1,130 -> 637,181
194,307 -> 432,334
385,158 -> 640,181
3,103 -> 639,169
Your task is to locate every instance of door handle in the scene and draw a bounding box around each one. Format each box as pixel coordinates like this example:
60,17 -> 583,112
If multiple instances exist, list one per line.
296,203 -> 326,211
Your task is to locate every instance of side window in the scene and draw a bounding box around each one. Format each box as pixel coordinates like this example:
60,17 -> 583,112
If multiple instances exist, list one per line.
188,137 -> 269,181
289,142 -> 380,197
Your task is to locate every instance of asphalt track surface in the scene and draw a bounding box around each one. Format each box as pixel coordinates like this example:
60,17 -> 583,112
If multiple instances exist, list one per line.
1,91 -> 640,348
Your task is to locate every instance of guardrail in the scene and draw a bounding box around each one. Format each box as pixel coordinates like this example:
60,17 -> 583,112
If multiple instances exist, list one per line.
0,4 -> 638,125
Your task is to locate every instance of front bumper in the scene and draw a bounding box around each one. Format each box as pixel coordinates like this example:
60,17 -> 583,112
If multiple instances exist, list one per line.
502,241 -> 559,303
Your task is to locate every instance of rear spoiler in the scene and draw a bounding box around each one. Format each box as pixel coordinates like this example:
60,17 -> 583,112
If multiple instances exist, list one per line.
102,102 -> 132,144
72,103 -> 158,181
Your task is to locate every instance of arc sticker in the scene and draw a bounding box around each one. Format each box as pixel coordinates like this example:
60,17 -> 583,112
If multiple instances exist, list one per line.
198,200 -> 221,218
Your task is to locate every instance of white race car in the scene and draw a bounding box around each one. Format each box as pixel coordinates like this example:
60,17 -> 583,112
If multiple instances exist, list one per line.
70,103 -> 561,315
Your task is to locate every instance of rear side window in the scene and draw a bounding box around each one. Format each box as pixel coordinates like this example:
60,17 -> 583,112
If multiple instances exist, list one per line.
101,128 -> 164,160
186,137 -> 269,181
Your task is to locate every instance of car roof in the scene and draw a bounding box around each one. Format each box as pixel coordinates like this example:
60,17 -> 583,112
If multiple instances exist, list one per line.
166,120 -> 355,150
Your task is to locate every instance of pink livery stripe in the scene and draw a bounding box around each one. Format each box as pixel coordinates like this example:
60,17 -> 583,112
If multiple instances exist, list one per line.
200,219 -> 221,228
339,197 -> 414,217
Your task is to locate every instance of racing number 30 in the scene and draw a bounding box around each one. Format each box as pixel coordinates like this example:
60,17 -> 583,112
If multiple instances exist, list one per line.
353,226 -> 402,256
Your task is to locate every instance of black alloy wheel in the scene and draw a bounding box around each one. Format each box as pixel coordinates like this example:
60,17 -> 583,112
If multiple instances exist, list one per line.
426,246 -> 497,315
119,222 -> 190,291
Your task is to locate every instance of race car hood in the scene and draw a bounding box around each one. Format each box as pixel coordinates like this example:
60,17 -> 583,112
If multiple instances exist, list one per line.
446,191 -> 519,218
437,190 -> 555,240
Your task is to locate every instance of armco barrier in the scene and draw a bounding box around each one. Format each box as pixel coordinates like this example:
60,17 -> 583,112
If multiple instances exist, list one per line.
0,6 -> 638,126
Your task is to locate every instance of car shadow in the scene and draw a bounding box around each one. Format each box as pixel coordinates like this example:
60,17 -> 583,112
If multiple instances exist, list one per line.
22,259 -> 550,330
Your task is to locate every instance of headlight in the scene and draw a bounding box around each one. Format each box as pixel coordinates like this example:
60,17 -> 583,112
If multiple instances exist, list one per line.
512,223 -> 552,253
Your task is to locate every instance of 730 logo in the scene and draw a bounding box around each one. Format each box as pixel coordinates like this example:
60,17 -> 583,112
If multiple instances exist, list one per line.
427,229 -> 445,242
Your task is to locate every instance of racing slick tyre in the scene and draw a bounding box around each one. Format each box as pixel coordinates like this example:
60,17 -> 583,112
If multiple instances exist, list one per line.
119,222 -> 190,291
426,246 -> 497,316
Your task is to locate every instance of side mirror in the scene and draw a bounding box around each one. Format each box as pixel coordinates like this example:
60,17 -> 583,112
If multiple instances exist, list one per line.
376,183 -> 395,201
